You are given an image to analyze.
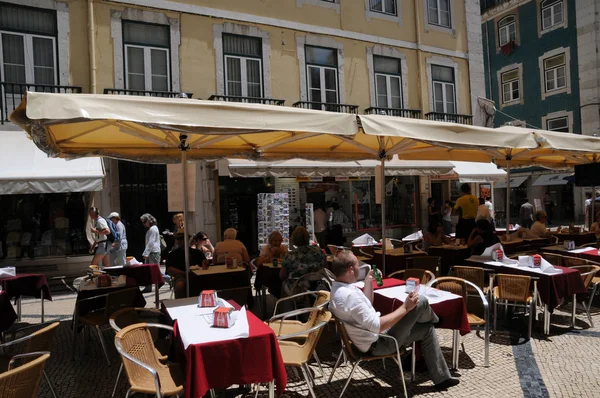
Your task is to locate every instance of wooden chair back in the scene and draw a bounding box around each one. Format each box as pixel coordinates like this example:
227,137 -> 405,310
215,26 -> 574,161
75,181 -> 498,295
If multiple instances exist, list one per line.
407,256 -> 441,276
388,269 -> 435,284
452,266 -> 485,293
430,277 -> 467,299
495,274 -> 531,303
563,256 -> 588,267
102,287 -> 140,325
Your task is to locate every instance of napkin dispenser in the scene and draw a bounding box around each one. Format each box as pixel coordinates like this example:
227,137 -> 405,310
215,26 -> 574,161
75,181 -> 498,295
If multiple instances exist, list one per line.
200,290 -> 217,307
403,242 -> 412,253
405,277 -> 420,293
532,254 -> 542,268
492,249 -> 504,262
95,274 -> 112,288
213,306 -> 235,328
225,256 -> 237,269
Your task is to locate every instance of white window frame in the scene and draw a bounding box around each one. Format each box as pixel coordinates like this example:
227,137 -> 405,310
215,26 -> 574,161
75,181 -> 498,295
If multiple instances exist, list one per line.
426,56 -> 460,115
375,72 -> 403,109
427,0 -> 452,29
296,0 -> 341,14
0,30 -> 58,85
369,0 -> 397,16
124,44 -> 170,92
501,69 -> 519,103
366,47 -> 408,109
306,64 -> 339,104
297,36 -> 345,104
498,15 -> 516,47
543,54 -> 566,93
541,0 -> 563,31
496,63 -> 523,109
538,47 -> 570,99
546,116 -> 569,132
537,0 -> 567,37
541,111 -> 573,133
432,80 -> 456,114
224,54 -> 263,98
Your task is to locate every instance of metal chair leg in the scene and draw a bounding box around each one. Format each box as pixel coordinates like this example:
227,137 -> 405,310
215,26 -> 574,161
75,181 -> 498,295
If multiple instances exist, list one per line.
396,349 -> 409,398
338,361 -> 360,398
572,294 -> 577,328
328,349 -> 344,383
209,389 -> 216,398
493,298 -> 498,332
125,389 -> 132,398
43,370 -> 57,398
313,351 -> 324,378
528,299 -> 533,340
95,325 -> 111,366
112,363 -> 123,397
411,342 -> 416,382
300,364 -> 317,398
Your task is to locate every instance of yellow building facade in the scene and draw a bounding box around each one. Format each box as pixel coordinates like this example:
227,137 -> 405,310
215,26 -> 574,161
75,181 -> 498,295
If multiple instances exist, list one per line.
0,0 -> 486,253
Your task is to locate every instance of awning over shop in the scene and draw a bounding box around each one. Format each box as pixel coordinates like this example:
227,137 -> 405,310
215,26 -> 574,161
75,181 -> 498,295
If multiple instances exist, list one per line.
0,130 -> 104,195
494,176 -> 528,189
532,173 -> 573,186
218,157 -> 454,178
448,161 -> 506,183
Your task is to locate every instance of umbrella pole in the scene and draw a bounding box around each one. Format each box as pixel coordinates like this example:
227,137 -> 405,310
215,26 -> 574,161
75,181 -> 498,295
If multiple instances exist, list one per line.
592,186 -> 596,231
380,158 -> 386,276
180,136 -> 191,298
505,158 -> 511,242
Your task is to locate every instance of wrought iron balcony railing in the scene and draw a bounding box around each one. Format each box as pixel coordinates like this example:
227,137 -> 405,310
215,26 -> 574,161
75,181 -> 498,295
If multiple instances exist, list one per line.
1,82 -> 82,124
208,95 -> 285,106
292,101 -> 359,114
103,88 -> 193,98
364,107 -> 422,119
424,112 -> 473,125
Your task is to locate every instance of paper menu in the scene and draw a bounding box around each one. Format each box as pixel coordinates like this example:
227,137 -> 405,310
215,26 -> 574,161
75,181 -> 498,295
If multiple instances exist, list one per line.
481,243 -> 503,257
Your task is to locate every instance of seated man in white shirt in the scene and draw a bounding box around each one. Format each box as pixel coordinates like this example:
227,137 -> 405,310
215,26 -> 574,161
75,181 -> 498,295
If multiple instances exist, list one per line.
329,251 -> 459,391
530,211 -> 550,238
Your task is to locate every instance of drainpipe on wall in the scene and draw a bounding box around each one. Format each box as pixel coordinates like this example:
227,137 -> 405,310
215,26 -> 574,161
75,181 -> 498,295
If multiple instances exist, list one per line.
485,22 -> 492,101
88,0 -> 97,93
413,0 -> 424,112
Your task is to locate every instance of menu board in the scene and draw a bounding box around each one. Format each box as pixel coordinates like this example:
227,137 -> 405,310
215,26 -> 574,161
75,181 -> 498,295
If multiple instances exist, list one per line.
305,203 -> 315,242
257,193 -> 290,249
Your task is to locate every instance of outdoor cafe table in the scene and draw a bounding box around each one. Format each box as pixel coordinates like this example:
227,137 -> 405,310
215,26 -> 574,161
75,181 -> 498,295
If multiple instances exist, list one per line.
372,248 -> 427,276
75,277 -> 146,317
0,273 -> 52,322
371,278 -> 470,369
188,265 -> 251,300
0,290 -> 17,333
464,256 -> 586,334
104,263 -> 165,308
254,263 -> 282,316
551,231 -> 597,247
163,297 -> 287,398
427,245 -> 471,276
497,237 -> 525,255
540,245 -> 600,264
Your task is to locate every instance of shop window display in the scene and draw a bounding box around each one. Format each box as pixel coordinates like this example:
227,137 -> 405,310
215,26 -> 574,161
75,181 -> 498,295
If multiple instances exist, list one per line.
0,192 -> 90,260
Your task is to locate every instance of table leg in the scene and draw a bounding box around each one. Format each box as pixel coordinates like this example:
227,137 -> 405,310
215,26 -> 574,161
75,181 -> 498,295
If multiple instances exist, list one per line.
41,289 -> 45,323
544,305 -> 550,335
571,294 -> 576,328
451,330 -> 459,369
154,283 -> 160,309
17,297 -> 21,321
268,380 -> 274,398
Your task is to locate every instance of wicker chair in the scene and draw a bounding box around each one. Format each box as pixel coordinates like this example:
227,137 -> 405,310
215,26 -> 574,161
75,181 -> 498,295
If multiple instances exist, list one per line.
541,253 -> 563,267
114,323 -> 183,398
492,274 -> 534,339
268,291 -> 330,377
0,322 -> 59,398
359,247 -> 375,258
109,308 -> 171,398
328,318 -> 410,398
570,265 -> 600,327
563,256 -> 588,267
0,352 -> 50,398
406,256 -> 441,276
388,269 -> 435,284
275,309 -> 331,398
428,277 -> 490,368
73,287 -> 140,366
452,266 -> 489,296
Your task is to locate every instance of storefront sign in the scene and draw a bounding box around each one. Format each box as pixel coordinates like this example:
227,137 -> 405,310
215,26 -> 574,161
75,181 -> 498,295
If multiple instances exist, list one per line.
296,176 -> 323,182
335,176 -> 365,181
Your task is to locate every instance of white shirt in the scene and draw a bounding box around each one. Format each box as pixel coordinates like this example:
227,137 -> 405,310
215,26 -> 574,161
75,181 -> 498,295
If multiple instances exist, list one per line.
93,217 -> 109,243
330,281 -> 380,352
485,200 -> 494,218
143,225 -> 161,256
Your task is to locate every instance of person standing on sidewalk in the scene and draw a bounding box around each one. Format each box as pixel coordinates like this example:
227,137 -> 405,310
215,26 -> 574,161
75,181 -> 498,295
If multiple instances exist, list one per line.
519,198 -> 534,229
89,207 -> 111,267
108,212 -> 127,266
140,213 -> 161,293
453,184 -> 478,241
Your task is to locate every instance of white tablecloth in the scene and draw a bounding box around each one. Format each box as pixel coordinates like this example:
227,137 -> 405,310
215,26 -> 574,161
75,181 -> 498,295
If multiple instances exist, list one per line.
376,285 -> 461,305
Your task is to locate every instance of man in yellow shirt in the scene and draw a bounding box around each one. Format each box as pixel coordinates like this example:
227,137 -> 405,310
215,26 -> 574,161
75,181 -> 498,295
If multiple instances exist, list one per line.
453,183 -> 478,240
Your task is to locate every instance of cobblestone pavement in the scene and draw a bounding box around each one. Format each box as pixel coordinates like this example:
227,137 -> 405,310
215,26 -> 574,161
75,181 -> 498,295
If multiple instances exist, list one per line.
6,285 -> 600,398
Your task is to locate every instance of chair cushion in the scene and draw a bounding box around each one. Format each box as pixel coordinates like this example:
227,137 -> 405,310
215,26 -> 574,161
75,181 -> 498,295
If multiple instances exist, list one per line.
467,313 -> 486,326
130,363 -> 184,395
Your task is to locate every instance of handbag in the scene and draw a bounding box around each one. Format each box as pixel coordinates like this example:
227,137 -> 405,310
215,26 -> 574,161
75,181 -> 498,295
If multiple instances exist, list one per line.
159,235 -> 167,251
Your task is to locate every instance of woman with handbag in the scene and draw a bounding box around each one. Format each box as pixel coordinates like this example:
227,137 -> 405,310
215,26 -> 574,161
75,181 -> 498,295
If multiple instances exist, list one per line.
140,213 -> 161,293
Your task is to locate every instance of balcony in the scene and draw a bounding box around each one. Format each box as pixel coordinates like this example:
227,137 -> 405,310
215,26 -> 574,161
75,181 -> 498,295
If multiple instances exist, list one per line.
1,82 -> 82,125
424,112 -> 473,125
364,107 -> 421,119
293,101 -> 359,114
208,95 -> 285,106
103,88 -> 193,98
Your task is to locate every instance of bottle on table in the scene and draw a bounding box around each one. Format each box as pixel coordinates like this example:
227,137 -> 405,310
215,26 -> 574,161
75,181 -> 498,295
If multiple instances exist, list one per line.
371,264 -> 384,287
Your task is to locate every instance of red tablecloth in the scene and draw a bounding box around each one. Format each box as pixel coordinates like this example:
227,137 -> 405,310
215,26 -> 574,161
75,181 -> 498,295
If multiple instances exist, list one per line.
372,277 -> 406,290
0,291 -> 17,332
373,287 -> 471,335
0,274 -> 52,301
174,306 -> 287,398
107,263 -> 165,287
464,260 -> 586,313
